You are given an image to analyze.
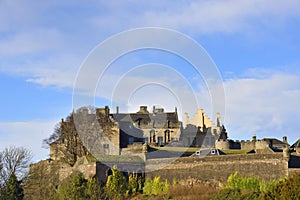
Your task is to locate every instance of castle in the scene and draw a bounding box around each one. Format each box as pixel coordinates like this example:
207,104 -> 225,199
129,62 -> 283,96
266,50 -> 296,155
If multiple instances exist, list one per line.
24,105 -> 300,199
49,105 -> 224,163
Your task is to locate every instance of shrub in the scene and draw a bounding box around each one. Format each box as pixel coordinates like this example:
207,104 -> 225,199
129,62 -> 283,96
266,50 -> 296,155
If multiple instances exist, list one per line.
143,176 -> 169,196
52,171 -> 102,200
105,165 -> 127,199
226,172 -> 260,191
263,173 -> 300,200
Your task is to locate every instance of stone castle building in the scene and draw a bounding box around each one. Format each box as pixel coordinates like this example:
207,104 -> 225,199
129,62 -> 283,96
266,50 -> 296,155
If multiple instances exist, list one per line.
180,108 -> 226,147
112,105 -> 182,147
25,105 -> 300,199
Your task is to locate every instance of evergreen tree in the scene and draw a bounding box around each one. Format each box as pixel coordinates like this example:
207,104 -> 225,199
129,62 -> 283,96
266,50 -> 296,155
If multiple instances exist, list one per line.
105,166 -> 127,199
1,173 -> 23,200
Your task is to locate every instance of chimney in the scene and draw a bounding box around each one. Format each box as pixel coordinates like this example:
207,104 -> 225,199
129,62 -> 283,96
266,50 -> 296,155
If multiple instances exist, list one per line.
116,106 -> 119,114
283,136 -> 287,144
252,135 -> 257,142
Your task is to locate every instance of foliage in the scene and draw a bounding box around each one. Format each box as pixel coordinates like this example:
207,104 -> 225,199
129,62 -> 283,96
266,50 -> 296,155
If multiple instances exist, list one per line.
213,172 -> 300,200
0,146 -> 31,199
0,173 -> 23,200
85,178 -> 102,200
127,174 -> 138,195
263,173 -> 300,200
226,172 -> 260,191
53,171 -> 102,200
105,165 -> 127,199
0,146 -> 32,184
43,113 -> 87,166
143,176 -> 169,196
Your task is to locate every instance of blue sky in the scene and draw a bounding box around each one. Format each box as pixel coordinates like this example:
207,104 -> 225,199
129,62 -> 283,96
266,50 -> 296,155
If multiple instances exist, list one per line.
1,0 -> 300,162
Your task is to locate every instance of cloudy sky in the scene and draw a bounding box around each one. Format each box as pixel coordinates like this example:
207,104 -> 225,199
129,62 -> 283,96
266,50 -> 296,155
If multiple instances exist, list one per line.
1,0 -> 300,162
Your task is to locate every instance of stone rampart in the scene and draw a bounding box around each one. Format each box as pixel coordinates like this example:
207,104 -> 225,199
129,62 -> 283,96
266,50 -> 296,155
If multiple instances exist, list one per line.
146,154 -> 288,182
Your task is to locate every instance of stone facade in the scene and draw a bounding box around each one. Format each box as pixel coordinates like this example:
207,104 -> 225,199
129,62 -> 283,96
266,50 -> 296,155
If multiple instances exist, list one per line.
180,108 -> 226,147
112,106 -> 182,147
146,154 -> 289,182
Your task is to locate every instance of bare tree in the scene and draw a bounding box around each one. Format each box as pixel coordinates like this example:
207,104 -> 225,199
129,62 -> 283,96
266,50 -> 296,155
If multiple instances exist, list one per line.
42,123 -> 61,149
0,146 -> 32,184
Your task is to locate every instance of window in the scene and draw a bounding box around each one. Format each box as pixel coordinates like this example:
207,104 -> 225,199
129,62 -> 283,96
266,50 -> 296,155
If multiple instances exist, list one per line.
128,137 -> 134,145
211,149 -> 216,155
103,144 -> 109,149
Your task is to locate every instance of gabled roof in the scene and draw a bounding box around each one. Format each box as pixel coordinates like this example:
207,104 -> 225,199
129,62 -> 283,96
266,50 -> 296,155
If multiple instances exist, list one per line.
111,112 -> 179,123
291,139 -> 300,148
262,138 -> 287,145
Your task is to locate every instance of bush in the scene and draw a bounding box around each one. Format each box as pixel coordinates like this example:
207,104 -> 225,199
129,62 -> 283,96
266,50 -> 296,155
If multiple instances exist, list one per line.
226,172 -> 260,191
52,171 -> 102,200
214,172 -> 300,200
263,173 -> 300,200
143,176 -> 169,196
105,165 -> 127,199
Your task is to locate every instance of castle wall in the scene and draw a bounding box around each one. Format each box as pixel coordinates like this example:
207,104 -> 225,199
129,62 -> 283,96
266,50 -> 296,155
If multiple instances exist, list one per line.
146,154 -> 289,183
255,140 -> 270,149
215,140 -> 229,150
240,140 -> 255,150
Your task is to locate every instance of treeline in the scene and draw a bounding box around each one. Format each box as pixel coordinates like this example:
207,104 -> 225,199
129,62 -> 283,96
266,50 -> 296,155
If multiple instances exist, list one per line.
45,167 -> 300,200
212,172 -> 300,200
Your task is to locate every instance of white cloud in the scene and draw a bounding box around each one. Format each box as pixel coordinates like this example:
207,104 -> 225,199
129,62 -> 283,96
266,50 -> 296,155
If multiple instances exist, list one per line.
223,70 -> 300,144
1,0 -> 299,90
91,0 -> 300,35
0,120 -> 57,162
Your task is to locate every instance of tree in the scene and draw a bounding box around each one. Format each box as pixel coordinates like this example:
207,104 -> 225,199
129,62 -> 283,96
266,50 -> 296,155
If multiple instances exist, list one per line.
1,173 -> 23,200
105,166 -> 127,199
0,146 -> 32,185
0,146 -> 31,199
53,171 -> 102,200
43,113 -> 87,166
42,123 -> 61,148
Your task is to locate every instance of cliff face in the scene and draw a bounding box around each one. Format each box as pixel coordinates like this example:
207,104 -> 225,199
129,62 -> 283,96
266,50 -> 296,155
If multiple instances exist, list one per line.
24,160 -> 60,200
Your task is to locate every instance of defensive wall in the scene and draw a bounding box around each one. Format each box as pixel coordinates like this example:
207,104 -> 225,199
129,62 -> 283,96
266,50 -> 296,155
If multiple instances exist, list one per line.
146,154 -> 289,182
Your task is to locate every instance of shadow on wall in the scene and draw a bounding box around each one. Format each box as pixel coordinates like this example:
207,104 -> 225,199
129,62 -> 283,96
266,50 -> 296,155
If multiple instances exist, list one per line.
289,155 -> 300,168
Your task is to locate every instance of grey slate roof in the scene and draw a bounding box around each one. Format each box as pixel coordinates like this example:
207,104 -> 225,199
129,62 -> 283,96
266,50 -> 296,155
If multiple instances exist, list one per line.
291,139 -> 300,148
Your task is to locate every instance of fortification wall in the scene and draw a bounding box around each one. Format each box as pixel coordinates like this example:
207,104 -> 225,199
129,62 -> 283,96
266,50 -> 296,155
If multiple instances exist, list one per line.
215,140 -> 229,150
255,140 -> 270,149
240,140 -> 255,150
146,154 -> 288,182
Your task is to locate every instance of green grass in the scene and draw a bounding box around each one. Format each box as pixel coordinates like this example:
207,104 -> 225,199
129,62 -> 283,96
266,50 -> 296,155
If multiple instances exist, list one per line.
150,146 -> 200,153
92,154 -> 144,162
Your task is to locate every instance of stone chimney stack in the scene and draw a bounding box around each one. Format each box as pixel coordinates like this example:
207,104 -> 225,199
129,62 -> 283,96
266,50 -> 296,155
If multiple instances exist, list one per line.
252,135 -> 257,142
138,106 -> 149,114
283,136 -> 287,144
